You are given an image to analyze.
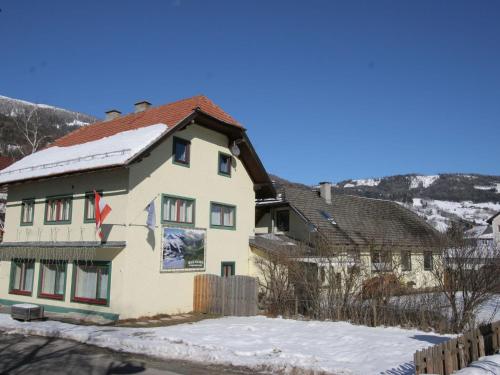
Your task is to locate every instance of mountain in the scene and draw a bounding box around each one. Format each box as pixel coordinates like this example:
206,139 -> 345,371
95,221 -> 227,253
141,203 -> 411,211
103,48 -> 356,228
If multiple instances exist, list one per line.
0,95 -> 98,158
271,174 -> 500,232
0,95 -> 98,236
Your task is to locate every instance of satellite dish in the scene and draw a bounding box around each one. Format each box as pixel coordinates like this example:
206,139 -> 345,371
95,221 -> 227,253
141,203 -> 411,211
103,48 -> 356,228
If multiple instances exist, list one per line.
230,142 -> 240,157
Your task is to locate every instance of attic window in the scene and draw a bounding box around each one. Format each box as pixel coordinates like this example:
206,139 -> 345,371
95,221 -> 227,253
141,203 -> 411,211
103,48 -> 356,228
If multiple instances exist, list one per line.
173,137 -> 190,166
319,210 -> 336,225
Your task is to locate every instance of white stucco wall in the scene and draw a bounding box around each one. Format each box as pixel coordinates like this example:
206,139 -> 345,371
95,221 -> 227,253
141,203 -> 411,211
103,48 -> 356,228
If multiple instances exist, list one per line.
0,123 -> 257,319
492,215 -> 500,245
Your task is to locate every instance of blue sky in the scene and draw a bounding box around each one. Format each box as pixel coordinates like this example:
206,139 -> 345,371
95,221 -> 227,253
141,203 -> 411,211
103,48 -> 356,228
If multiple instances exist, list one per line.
1,1 -> 499,184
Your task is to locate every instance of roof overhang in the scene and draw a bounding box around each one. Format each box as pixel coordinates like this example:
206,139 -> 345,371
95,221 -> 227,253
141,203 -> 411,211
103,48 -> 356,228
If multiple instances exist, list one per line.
0,241 -> 126,249
0,241 -> 126,261
487,212 -> 500,224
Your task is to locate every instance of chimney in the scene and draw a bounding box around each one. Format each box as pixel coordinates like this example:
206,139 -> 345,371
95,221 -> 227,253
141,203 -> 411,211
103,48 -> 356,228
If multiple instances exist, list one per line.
134,100 -> 151,113
105,109 -> 121,121
319,181 -> 332,204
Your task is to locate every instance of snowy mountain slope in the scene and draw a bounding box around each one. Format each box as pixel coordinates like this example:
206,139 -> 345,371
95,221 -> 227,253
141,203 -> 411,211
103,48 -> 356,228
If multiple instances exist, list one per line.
332,174 -> 500,231
0,95 -> 98,158
273,174 -> 500,232
402,198 -> 500,231
0,95 -> 96,125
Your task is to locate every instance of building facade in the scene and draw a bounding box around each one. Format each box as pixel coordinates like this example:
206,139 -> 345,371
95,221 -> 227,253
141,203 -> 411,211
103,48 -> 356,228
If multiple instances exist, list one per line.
251,181 -> 442,289
0,96 -> 273,320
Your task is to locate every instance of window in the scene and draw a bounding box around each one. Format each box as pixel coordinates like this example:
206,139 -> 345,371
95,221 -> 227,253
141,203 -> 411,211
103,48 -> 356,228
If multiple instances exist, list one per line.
20,199 -> 35,225
10,259 -> 35,295
72,262 -> 111,305
424,251 -> 433,271
210,203 -> 236,229
162,195 -> 195,225
173,137 -> 190,166
221,262 -> 235,277
84,192 -> 96,223
218,153 -> 231,176
39,261 -> 66,300
371,251 -> 392,272
401,251 -> 412,271
276,210 -> 290,232
319,267 -> 326,283
45,196 -> 72,224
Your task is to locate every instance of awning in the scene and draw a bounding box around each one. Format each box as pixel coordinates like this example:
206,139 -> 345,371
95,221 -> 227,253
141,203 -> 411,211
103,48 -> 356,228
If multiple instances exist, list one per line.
0,241 -> 126,261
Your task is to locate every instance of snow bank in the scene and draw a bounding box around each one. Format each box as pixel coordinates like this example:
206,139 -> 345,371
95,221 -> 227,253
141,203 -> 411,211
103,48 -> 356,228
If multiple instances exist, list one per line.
0,124 -> 169,184
453,354 -> 500,374
0,314 -> 450,374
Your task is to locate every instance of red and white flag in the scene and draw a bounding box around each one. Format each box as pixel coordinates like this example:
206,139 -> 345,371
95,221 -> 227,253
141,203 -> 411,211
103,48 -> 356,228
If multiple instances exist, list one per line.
94,190 -> 112,239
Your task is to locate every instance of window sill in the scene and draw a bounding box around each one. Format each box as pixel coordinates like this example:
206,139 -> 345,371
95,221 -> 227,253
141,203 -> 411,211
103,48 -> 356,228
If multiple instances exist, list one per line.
210,225 -> 236,231
44,221 -> 72,225
39,293 -> 64,301
9,290 -> 32,296
172,160 -> 190,168
72,297 -> 108,306
161,221 -> 195,228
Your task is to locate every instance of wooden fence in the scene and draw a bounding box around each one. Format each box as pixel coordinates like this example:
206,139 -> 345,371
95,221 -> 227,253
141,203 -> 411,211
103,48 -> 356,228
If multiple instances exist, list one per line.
193,274 -> 258,316
414,321 -> 500,374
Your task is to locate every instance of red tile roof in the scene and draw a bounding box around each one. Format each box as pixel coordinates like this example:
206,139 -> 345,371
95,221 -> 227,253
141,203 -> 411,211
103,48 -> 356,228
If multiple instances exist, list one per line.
52,95 -> 242,147
0,156 -> 15,171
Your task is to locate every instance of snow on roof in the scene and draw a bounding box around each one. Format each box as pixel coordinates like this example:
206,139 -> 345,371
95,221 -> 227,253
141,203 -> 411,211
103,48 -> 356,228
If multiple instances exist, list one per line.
0,123 -> 169,184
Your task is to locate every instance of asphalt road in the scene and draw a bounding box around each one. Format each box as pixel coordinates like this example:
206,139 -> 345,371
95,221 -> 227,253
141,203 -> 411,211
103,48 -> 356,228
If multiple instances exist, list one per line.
0,332 -> 257,375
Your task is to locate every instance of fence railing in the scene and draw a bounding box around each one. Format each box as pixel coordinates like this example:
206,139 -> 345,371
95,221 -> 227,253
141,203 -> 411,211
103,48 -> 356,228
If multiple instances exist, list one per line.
193,274 -> 258,316
414,321 -> 500,374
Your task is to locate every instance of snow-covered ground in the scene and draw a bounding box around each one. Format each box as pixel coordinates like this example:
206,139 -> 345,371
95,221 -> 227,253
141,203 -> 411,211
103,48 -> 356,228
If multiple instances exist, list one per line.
0,314 -> 450,375
404,198 -> 500,231
454,354 -> 500,374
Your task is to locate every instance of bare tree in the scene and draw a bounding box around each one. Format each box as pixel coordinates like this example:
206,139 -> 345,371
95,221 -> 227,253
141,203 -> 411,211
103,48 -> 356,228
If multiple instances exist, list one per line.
255,236 -> 451,331
426,228 -> 500,333
9,105 -> 51,156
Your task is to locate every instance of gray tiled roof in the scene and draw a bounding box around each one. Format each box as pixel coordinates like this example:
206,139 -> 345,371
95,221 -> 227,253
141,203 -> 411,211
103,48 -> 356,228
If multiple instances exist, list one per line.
281,184 -> 441,248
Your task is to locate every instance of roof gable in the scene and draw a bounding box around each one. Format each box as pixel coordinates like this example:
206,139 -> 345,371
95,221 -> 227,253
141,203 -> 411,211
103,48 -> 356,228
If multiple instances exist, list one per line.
0,96 -> 275,198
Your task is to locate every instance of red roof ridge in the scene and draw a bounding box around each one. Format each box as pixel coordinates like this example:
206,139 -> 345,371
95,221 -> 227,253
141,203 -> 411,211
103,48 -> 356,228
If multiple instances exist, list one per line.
50,95 -> 242,148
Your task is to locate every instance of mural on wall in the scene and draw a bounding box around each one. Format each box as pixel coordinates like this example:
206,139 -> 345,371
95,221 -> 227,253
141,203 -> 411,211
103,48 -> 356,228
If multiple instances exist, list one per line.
161,227 -> 205,270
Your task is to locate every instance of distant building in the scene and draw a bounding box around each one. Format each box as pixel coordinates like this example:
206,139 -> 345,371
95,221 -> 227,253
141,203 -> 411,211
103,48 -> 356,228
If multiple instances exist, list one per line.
487,212 -> 500,246
251,181 -> 442,289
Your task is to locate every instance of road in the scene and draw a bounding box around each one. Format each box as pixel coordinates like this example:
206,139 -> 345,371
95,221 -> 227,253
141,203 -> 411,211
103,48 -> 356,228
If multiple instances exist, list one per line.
0,332 -> 257,375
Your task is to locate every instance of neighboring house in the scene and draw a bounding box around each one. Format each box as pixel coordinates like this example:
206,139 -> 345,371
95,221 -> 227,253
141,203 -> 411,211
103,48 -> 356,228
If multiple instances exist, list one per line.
0,156 -> 15,242
487,212 -> 500,246
0,96 -> 274,320
251,181 -> 442,289
465,225 -> 495,248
